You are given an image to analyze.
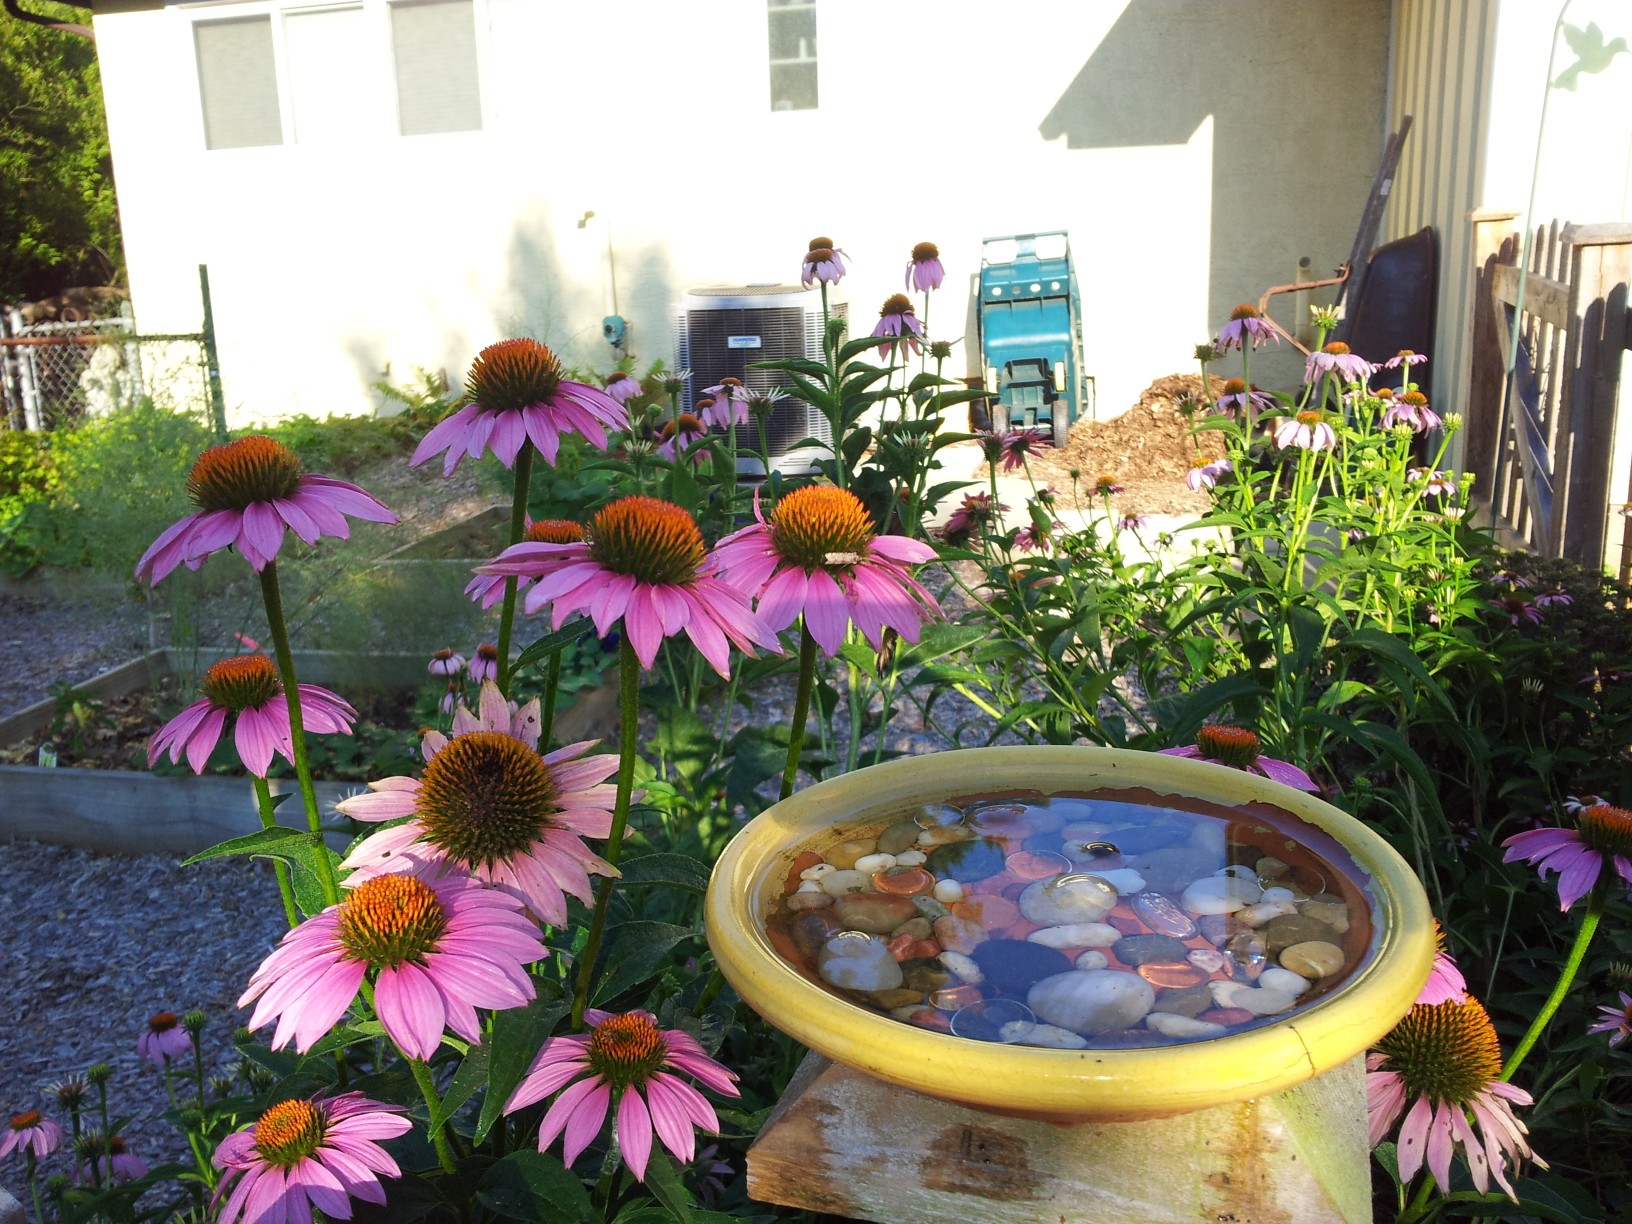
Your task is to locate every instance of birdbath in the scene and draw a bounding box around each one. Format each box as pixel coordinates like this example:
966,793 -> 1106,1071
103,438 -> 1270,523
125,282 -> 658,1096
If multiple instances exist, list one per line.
705,746 -> 1432,1224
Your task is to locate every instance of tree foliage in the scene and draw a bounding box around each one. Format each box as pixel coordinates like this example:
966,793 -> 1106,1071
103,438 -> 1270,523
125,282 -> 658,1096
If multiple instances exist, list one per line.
0,2 -> 122,304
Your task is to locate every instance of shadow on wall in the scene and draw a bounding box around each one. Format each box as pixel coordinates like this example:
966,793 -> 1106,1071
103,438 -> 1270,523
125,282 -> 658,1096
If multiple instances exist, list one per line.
1039,0 -> 1389,346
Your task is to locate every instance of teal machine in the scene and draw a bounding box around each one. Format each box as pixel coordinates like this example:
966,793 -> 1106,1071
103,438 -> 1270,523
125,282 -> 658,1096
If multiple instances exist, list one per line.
974,231 -> 1092,446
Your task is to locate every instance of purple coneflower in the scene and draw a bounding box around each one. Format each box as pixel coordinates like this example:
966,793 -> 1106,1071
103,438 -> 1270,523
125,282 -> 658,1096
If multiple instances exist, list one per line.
413,339 -> 630,474
137,1011 -> 192,1065
1589,992 -> 1632,1047
338,682 -> 619,928
427,648 -> 466,677
1015,519 -> 1062,553
148,655 -> 356,777
469,643 -> 500,684
1383,349 -> 1428,370
872,294 -> 924,362
1092,474 -> 1124,497
942,492 -> 1006,544
1273,411 -> 1337,451
505,1009 -> 739,1183
1214,377 -> 1276,416
906,241 -> 945,292
1,1110 -> 63,1160
1213,304 -> 1279,352
604,370 -> 642,405
1418,922 -> 1468,1005
80,1133 -> 148,1184
467,518 -> 585,609
801,237 -> 846,287
1116,513 -> 1148,532
1534,587 -> 1573,608
1305,341 -> 1376,386
1383,389 -> 1442,432
1367,998 -> 1541,1200
1502,801 -> 1632,911
135,436 -> 396,584
701,378 -> 751,428
212,1092 -> 411,1224
1159,725 -> 1319,792
712,486 -> 940,657
240,870 -> 545,1059
1487,595 -> 1543,627
999,428 -> 1049,473
1186,455 -> 1232,491
656,413 -> 710,467
1407,467 -> 1456,497
477,496 -> 779,678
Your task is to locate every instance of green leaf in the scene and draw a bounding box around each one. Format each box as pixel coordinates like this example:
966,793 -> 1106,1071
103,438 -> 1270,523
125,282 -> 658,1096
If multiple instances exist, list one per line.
514,621 -> 593,673
617,853 -> 713,894
181,825 -> 312,866
476,1149 -> 597,1223
639,1151 -> 694,1222
475,998 -> 569,1144
428,1043 -> 488,1133
592,921 -> 698,1006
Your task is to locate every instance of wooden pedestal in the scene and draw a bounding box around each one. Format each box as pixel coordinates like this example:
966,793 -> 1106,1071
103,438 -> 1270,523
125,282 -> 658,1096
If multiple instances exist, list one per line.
747,1051 -> 1371,1223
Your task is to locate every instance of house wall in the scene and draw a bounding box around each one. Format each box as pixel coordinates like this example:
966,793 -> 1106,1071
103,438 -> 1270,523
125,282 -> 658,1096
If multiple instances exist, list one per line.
93,0 -> 1389,431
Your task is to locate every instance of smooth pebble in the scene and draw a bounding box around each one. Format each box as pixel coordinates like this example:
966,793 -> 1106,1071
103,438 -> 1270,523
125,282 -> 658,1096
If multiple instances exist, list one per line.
800,863 -> 835,880
1015,1023 -> 1089,1049
818,933 -> 903,992
853,853 -> 897,874
1028,969 -> 1156,1035
1280,939 -> 1346,978
895,850 -> 927,867
1258,966 -> 1311,996
932,879 -> 964,903
1181,875 -> 1262,915
1145,1012 -> 1227,1039
1028,922 -> 1121,949
1074,950 -> 1109,970
820,869 -> 872,896
939,950 -> 985,983
1019,874 -> 1118,925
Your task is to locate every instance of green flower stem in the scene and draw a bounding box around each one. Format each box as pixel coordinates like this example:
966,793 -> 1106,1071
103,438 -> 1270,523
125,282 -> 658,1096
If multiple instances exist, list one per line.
781,623 -> 818,800
26,1152 -> 45,1224
539,651 -> 562,750
572,636 -> 642,1028
192,1040 -> 207,1113
1398,1174 -> 1437,1223
94,1078 -> 112,1190
695,967 -> 727,1012
408,1057 -> 457,1176
496,442 -> 535,698
755,410 -> 773,477
258,562 -> 340,909
1501,878 -> 1606,1082
251,775 -> 300,928
820,282 -> 845,491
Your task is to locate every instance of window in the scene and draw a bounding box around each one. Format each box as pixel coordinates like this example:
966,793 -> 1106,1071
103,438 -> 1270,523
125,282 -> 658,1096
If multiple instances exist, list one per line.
195,17 -> 283,149
190,0 -> 482,149
767,0 -> 817,112
391,0 -> 482,135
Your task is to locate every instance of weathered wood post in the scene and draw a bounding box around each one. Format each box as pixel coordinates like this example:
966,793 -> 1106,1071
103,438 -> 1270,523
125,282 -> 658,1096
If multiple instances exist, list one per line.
1463,209 -> 1520,495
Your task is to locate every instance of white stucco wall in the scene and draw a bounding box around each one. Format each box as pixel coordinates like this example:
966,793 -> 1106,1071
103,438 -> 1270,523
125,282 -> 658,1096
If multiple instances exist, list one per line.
93,0 -> 1389,428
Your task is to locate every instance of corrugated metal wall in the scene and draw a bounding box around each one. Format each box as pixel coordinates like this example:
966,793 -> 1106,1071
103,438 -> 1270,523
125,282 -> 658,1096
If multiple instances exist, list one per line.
1385,0 -> 1498,441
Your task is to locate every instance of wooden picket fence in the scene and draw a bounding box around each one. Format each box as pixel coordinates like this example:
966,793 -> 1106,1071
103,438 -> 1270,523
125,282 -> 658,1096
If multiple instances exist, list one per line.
1465,212 -> 1632,578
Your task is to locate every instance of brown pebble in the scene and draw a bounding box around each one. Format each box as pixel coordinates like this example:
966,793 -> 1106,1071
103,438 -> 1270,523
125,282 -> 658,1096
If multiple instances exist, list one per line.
786,891 -> 833,912
877,821 -> 922,855
1279,940 -> 1345,979
833,892 -> 919,934
1197,1007 -> 1254,1027
890,916 -> 934,942
1136,961 -> 1209,989
825,838 -> 878,870
868,988 -> 925,1010
932,913 -> 988,954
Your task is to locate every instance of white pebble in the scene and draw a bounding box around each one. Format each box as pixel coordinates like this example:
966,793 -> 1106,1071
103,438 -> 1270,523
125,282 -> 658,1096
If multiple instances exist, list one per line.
1087,868 -> 1146,895
853,853 -> 897,874
1217,864 -> 1258,881
1259,967 -> 1311,996
997,1020 -> 1040,1043
819,869 -> 871,896
796,880 -> 824,893
1236,899 -> 1297,927
932,879 -> 965,903
1260,886 -> 1296,905
1074,950 -> 1109,970
895,850 -> 927,866
1187,948 -> 1226,973
1015,1023 -> 1088,1049
889,1005 -> 925,1020
1210,980 -> 1297,1015
1028,922 -> 1122,949
800,863 -> 835,880
1181,875 -> 1262,915
1146,1012 -> 1227,1039
939,950 -> 985,983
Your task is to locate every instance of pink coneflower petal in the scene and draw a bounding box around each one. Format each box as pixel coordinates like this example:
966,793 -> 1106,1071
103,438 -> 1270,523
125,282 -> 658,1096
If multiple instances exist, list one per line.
617,1087 -> 655,1181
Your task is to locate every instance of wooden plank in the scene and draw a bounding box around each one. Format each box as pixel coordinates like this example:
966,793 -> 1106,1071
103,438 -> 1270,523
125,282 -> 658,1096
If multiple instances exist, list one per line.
0,649 -> 173,746
1491,263 -> 1572,330
1465,213 -> 1519,492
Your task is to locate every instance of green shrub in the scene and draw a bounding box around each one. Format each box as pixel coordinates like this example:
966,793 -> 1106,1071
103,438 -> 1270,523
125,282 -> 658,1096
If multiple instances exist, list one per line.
0,429 -> 60,575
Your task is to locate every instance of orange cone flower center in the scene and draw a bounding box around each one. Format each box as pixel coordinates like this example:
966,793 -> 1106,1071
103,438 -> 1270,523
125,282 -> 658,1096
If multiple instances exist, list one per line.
770,486 -> 875,569
9,1110 -> 41,1131
466,338 -> 564,414
1229,304 -> 1260,320
1322,342 -> 1352,356
1196,725 -> 1262,768
338,875 -> 449,969
526,519 -> 585,545
1376,998 -> 1502,1104
187,436 -> 302,513
1223,378 -> 1248,395
147,1011 -> 179,1034
1296,411 -> 1324,426
200,655 -> 282,713
416,731 -> 557,867
1401,390 -> 1429,408
253,1098 -> 326,1168
586,1012 -> 669,1090
587,496 -> 705,586
1579,804 -> 1632,861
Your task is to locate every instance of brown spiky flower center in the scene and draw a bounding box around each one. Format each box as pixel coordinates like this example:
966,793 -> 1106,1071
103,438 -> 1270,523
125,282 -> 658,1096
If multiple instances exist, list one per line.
770,486 -> 874,569
1322,341 -> 1352,356
586,1012 -> 669,1091
147,1011 -> 179,1034
526,519 -> 584,545
1297,410 -> 1324,426
1401,390 -> 1429,407
200,655 -> 281,713
1196,724 -> 1261,768
1223,378 -> 1247,395
1094,474 -> 1121,495
808,236 -> 835,253
337,875 -> 448,969
1377,999 -> 1503,1104
253,1098 -> 326,1168
187,437 -> 302,512
912,241 -> 940,263
9,1110 -> 41,1131
880,294 -> 914,318
587,496 -> 705,586
1229,304 -> 1259,321
475,643 -> 499,666
1578,804 -> 1632,861
415,731 -> 557,867
466,338 -> 564,414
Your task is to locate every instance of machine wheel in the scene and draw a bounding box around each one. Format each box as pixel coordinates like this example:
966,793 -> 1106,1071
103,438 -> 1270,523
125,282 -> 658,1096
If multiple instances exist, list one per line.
969,399 -> 993,433
1051,400 -> 1070,448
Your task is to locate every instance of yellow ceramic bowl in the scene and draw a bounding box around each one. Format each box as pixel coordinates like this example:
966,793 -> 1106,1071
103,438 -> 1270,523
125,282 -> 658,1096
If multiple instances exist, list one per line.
705,746 -> 1433,1120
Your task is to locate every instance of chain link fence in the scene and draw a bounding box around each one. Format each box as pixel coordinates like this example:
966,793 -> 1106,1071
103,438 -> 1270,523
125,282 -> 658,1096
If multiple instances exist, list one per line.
1,307 -> 215,432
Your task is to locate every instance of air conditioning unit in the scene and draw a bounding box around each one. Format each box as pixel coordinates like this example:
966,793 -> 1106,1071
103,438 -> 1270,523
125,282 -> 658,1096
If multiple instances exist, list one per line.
674,284 -> 846,476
